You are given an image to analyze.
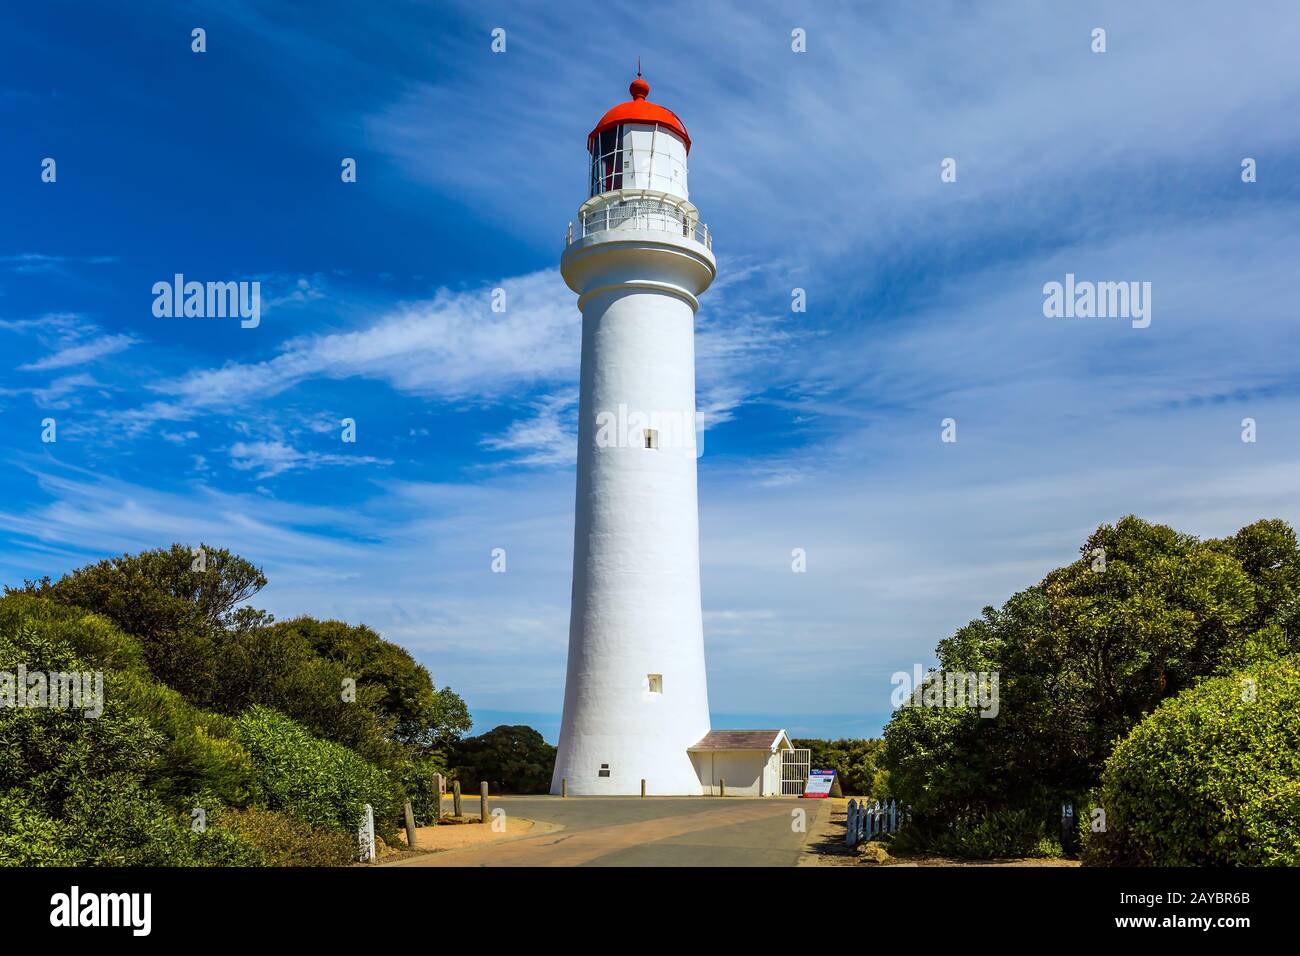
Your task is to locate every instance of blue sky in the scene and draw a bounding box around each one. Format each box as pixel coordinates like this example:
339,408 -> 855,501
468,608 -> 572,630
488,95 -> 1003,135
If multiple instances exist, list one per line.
2,1 -> 1299,742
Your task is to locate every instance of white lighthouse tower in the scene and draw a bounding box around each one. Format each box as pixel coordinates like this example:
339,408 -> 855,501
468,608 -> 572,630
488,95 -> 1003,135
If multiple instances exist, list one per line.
551,73 -> 716,795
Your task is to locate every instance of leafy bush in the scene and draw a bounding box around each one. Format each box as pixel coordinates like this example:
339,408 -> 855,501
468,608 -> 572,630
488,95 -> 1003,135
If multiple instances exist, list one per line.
109,669 -> 261,807
60,775 -> 202,866
2,548 -> 469,867
0,792 -> 78,866
1085,656 -> 1300,866
235,706 -> 395,836
212,807 -> 356,866
0,608 -> 165,811
0,596 -> 261,811
1,777 -> 260,867
396,755 -> 449,825
892,808 -> 1062,859
0,594 -> 145,673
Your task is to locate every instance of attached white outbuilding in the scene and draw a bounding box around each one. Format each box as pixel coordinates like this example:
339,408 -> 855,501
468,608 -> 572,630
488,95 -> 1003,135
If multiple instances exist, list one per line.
688,730 -> 795,796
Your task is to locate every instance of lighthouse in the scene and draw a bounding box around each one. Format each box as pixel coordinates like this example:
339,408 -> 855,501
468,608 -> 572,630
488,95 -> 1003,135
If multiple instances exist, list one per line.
551,73 -> 716,795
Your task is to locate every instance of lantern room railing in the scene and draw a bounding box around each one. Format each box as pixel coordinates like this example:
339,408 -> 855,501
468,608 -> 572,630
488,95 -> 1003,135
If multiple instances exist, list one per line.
567,194 -> 711,251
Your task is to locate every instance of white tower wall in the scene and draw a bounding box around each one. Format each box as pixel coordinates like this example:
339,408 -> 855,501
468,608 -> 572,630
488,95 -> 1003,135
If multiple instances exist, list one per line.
553,225 -> 716,795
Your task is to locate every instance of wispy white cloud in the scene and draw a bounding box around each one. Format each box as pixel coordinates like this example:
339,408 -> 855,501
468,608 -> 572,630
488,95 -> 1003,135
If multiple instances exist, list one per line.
364,0 -> 1300,265
0,254 -> 116,275
144,269 -> 578,415
19,332 -> 138,371
481,390 -> 579,467
0,372 -> 104,409
228,440 -> 392,478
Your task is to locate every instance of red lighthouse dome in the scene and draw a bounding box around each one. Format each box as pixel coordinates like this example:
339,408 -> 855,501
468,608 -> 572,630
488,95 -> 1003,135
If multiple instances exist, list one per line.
587,74 -> 691,154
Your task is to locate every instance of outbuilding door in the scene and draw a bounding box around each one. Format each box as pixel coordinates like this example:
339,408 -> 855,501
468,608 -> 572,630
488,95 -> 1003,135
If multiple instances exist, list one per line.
780,748 -> 811,796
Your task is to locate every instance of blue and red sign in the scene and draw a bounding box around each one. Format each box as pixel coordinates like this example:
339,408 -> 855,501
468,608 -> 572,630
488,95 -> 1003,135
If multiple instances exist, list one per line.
802,769 -> 836,798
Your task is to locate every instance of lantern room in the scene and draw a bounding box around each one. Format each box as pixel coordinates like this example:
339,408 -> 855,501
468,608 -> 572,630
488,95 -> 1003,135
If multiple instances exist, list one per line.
587,74 -> 691,200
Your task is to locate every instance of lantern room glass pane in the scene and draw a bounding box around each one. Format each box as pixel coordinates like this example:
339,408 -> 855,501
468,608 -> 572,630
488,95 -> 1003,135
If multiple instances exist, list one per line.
590,126 -> 624,195
588,123 -> 689,200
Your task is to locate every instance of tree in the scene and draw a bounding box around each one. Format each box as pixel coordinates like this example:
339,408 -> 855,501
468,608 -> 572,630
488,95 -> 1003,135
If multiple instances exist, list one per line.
1210,519 -> 1300,667
28,543 -> 267,633
269,617 -> 472,748
0,545 -> 475,864
16,547 -> 472,767
881,516 -> 1300,853
11,544 -> 267,702
450,725 -> 556,794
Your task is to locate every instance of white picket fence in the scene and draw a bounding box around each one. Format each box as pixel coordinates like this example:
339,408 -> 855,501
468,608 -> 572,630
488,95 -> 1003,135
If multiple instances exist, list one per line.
844,798 -> 907,847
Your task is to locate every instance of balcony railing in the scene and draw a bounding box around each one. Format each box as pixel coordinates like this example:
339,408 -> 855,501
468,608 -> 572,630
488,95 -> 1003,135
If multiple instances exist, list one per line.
567,195 -> 711,250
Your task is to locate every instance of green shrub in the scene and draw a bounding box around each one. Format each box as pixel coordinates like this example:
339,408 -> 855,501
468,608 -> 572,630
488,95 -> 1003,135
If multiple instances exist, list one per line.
0,596 -> 262,813
235,706 -> 395,836
15,548 -> 471,771
892,808 -> 1061,859
213,807 -> 357,866
0,612 -> 166,812
60,775 -> 203,866
0,595 -> 145,673
0,792 -> 79,866
1085,656 -> 1300,865
396,755 -> 449,826
1,780 -> 262,867
186,822 -> 265,867
1,561 -> 464,866
109,670 -> 261,807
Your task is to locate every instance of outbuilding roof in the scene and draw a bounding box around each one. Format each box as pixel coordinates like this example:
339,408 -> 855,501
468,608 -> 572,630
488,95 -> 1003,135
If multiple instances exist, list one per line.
688,730 -> 790,752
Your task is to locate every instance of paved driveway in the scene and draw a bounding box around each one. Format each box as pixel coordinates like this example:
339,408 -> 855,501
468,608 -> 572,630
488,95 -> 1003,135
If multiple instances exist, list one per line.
387,796 -> 829,867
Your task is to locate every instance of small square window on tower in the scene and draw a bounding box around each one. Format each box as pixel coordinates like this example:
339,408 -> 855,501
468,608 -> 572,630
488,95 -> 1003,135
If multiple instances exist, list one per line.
598,763 -> 611,778
647,673 -> 663,693
643,428 -> 658,449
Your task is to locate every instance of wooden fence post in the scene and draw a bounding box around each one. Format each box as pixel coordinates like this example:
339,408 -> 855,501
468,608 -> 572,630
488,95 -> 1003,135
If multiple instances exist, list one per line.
641,778 -> 646,798
845,799 -> 858,847
452,779 -> 462,817
404,798 -> 418,849
480,781 -> 490,824
719,778 -> 726,798
561,777 -> 567,798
